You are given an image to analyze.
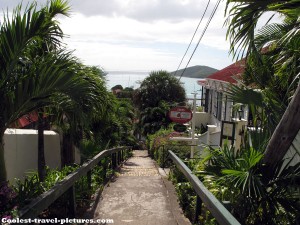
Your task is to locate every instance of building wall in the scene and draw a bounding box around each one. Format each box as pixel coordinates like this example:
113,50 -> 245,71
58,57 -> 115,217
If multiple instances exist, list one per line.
196,126 -> 221,157
283,130 -> 300,167
4,129 -> 61,183
194,112 -> 210,127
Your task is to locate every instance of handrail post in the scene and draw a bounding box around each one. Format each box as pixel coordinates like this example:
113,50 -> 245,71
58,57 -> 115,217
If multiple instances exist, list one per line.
121,149 -> 123,162
101,158 -> 107,180
194,195 -> 202,223
162,145 -> 165,168
123,149 -> 126,160
118,150 -> 121,165
116,151 -> 119,166
222,201 -> 232,211
87,170 -> 92,190
67,186 -> 76,218
112,153 -> 117,169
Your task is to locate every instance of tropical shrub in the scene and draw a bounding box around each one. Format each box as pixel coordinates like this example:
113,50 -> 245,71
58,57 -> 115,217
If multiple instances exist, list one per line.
14,173 -> 43,208
0,152 -> 123,219
169,157 -> 218,225
91,96 -> 138,149
196,143 -> 300,224
0,182 -> 17,219
80,139 -> 102,163
147,127 -> 190,167
133,71 -> 186,135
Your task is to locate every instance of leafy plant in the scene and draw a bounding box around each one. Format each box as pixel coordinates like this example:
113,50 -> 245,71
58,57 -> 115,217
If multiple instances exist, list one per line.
147,127 -> 190,167
42,166 -> 78,191
198,143 -> 300,224
133,71 -> 186,135
14,173 -> 43,207
169,166 -> 197,221
0,182 -> 17,219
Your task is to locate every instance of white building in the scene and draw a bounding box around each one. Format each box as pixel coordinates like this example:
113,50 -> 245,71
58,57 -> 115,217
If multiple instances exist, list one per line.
193,60 -> 249,152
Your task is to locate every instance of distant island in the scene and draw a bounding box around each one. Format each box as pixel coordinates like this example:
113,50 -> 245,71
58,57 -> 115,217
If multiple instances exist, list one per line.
171,65 -> 218,78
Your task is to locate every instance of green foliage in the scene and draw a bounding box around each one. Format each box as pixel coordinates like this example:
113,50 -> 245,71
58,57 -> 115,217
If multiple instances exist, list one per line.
170,164 -> 216,225
91,95 -> 138,149
14,173 -> 43,208
134,70 -> 186,109
42,166 -> 78,191
168,133 -> 300,224
0,182 -> 17,219
13,166 -> 78,208
196,106 -> 204,112
133,70 -> 186,135
119,87 -> 135,99
147,127 -> 190,167
196,142 -> 300,224
2,154 -> 125,219
225,0 -> 300,138
225,0 -> 299,60
176,181 -> 197,220
0,0 -> 122,182
111,84 -> 123,91
80,139 -> 101,162
169,165 -> 196,220
195,124 -> 207,135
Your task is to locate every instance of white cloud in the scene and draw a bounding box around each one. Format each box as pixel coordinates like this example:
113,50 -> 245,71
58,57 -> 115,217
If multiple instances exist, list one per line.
65,40 -> 178,71
60,0 -> 230,49
68,0 -> 220,21
2,0 -> 237,71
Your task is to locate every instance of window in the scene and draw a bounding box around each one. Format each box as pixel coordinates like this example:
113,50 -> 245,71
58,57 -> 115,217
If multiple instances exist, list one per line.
213,91 -> 223,120
204,89 -> 210,112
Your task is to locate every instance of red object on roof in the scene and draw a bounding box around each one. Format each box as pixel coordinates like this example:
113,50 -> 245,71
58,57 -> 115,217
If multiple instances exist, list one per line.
207,59 -> 245,84
18,111 -> 39,127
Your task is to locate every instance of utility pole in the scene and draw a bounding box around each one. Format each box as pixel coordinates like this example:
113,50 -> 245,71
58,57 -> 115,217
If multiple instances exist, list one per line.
191,92 -> 197,158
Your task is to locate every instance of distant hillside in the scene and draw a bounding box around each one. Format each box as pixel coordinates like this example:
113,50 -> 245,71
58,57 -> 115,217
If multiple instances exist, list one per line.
171,65 -> 218,78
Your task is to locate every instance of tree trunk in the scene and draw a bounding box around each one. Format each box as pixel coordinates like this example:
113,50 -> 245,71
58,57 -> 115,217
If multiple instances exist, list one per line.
62,132 -> 74,166
0,132 -> 7,183
264,84 -> 300,166
38,112 -> 46,182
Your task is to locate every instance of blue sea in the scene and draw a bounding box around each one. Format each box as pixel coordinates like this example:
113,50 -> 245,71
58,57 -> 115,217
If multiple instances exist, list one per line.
105,71 -> 203,101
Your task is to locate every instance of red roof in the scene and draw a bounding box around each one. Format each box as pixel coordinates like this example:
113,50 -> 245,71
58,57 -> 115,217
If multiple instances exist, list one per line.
207,59 -> 245,84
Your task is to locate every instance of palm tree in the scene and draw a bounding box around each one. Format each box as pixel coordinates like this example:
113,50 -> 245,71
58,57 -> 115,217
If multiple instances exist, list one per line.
0,0 -> 85,182
220,3 -> 300,221
139,102 -> 171,135
133,70 -> 186,135
225,0 -> 299,60
50,65 -> 109,166
34,63 -> 109,180
225,0 -> 300,164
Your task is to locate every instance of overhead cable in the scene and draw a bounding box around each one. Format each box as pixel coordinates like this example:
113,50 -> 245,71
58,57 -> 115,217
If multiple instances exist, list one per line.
174,0 -> 211,77
178,0 -> 222,81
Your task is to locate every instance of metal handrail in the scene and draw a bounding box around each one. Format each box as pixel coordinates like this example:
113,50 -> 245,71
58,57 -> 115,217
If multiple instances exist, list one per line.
18,146 -> 132,219
158,144 -> 204,168
168,150 -> 241,225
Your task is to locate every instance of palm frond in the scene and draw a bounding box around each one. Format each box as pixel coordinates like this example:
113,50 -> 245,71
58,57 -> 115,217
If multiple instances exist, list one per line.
227,84 -> 264,106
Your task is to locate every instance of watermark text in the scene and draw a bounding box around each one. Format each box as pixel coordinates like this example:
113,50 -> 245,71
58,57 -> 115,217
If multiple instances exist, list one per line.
2,218 -> 114,224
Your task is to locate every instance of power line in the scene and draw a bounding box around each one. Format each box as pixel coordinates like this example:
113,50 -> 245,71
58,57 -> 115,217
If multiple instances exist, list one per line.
178,0 -> 222,81
174,0 -> 211,77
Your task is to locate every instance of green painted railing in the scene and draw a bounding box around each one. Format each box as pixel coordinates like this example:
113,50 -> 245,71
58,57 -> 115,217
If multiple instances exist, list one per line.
168,150 -> 241,225
17,146 -> 132,219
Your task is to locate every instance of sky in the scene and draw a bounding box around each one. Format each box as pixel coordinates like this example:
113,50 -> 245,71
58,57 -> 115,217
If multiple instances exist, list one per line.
0,0 -> 279,72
